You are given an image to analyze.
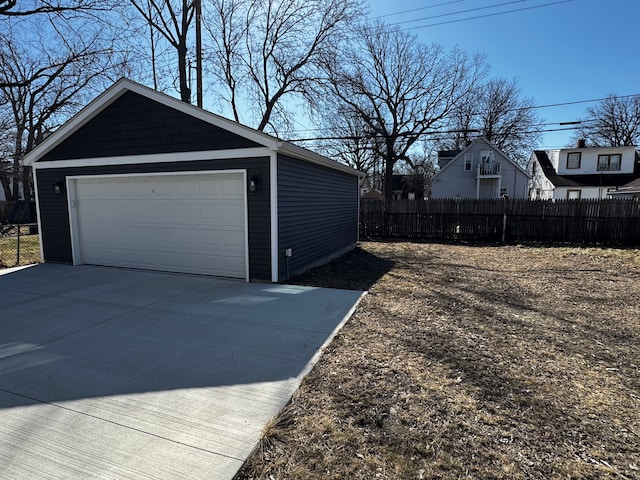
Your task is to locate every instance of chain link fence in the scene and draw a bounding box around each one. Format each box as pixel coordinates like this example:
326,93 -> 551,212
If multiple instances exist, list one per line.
0,224 -> 41,269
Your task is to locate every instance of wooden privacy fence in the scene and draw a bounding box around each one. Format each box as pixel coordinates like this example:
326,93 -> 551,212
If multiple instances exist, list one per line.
360,199 -> 640,246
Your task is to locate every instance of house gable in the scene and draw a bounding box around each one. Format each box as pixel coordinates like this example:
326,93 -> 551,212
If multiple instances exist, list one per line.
39,90 -> 261,161
433,138 -> 528,177
432,137 -> 530,198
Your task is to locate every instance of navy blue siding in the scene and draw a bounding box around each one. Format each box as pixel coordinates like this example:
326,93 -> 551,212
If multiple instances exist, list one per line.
36,158 -> 271,281
277,155 -> 359,281
40,91 -> 260,161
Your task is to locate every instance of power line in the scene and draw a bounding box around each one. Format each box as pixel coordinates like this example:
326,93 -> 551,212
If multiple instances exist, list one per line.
372,0 -> 466,20
285,94 -> 640,138
509,93 -> 640,112
389,0 -> 528,27
285,123 -> 584,144
403,0 -> 574,30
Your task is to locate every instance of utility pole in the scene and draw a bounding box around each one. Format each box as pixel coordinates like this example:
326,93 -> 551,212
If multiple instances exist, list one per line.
195,0 -> 203,108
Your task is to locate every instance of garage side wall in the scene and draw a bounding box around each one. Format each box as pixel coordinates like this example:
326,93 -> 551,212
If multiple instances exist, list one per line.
277,155 -> 359,282
36,157 -> 271,281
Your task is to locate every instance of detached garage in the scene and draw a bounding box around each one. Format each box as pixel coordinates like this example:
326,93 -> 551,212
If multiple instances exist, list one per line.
25,79 -> 361,282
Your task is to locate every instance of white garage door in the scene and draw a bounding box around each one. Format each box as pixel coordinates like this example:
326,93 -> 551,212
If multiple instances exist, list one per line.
71,172 -> 247,279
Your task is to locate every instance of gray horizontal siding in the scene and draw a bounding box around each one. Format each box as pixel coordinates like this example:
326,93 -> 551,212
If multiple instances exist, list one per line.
277,155 -> 359,281
36,157 -> 271,281
40,91 -> 260,161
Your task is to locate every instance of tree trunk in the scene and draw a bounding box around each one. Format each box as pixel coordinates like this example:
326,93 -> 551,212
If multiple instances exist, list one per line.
383,139 -> 395,236
177,42 -> 190,103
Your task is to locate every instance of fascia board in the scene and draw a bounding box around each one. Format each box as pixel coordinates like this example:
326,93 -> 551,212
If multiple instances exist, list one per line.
31,147 -> 274,170
277,142 -> 364,177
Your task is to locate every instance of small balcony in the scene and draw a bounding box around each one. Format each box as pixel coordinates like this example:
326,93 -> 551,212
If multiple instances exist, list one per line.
477,162 -> 501,177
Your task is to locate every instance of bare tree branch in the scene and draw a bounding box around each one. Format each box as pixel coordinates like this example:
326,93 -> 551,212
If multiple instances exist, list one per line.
0,24 -> 123,200
577,95 -> 640,147
128,0 -> 196,103
443,77 -> 542,165
0,0 -> 108,16
322,22 -> 485,205
204,0 -> 360,133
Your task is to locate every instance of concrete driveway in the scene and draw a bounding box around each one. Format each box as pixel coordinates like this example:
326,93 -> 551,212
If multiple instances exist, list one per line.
0,264 -> 364,479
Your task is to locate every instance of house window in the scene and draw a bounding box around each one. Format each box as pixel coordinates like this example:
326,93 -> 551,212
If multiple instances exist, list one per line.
597,154 -> 621,171
567,152 -> 581,169
567,189 -> 581,199
464,154 -> 472,171
532,162 -> 537,175
480,150 -> 492,163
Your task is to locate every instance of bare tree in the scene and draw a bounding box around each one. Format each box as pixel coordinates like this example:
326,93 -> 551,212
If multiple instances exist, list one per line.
443,78 -> 541,165
323,22 -> 485,205
0,0 -> 107,16
576,95 -> 640,147
0,1 -> 115,90
205,0 -> 246,121
313,108 -> 379,188
0,24 -> 122,200
128,0 -> 196,103
204,0 -> 360,134
0,105 -> 13,200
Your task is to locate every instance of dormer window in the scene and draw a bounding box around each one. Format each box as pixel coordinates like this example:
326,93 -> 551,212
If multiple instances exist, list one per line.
598,154 -> 621,171
567,152 -> 581,169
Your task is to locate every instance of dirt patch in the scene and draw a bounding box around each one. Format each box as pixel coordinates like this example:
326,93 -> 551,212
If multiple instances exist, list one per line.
235,242 -> 640,479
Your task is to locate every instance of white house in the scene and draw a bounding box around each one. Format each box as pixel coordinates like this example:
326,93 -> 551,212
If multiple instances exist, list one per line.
528,141 -> 639,200
608,178 -> 640,199
431,137 -> 530,199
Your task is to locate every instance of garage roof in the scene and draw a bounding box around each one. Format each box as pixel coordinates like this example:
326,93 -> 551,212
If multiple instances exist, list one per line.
24,78 -> 361,177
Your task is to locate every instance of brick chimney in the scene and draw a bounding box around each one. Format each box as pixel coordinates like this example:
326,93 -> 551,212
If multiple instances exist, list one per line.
577,139 -> 586,148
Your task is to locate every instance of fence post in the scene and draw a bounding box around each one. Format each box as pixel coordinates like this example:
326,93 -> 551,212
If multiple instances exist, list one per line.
16,224 -> 20,266
501,197 -> 512,244
501,213 -> 507,243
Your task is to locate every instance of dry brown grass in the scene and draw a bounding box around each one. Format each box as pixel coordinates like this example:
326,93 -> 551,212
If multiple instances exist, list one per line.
235,242 -> 640,480
0,232 -> 40,268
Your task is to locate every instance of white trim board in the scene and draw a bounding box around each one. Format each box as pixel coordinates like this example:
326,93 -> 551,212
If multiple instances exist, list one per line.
32,148 -> 273,170
269,152 -> 279,283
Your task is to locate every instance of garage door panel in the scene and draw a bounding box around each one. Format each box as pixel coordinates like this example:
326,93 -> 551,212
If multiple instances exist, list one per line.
222,203 -> 245,223
221,176 -> 243,194
74,172 -> 247,278
115,180 -> 135,196
195,178 -> 219,195
155,178 -> 176,196
116,202 -> 134,222
222,228 -> 245,247
198,205 -> 220,222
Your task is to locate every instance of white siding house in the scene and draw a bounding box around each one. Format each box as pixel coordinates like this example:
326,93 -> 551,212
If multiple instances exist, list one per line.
431,137 -> 530,199
609,178 -> 640,198
528,143 -> 639,199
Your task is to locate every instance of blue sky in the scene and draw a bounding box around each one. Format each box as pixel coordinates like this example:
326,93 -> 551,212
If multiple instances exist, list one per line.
366,0 -> 640,149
